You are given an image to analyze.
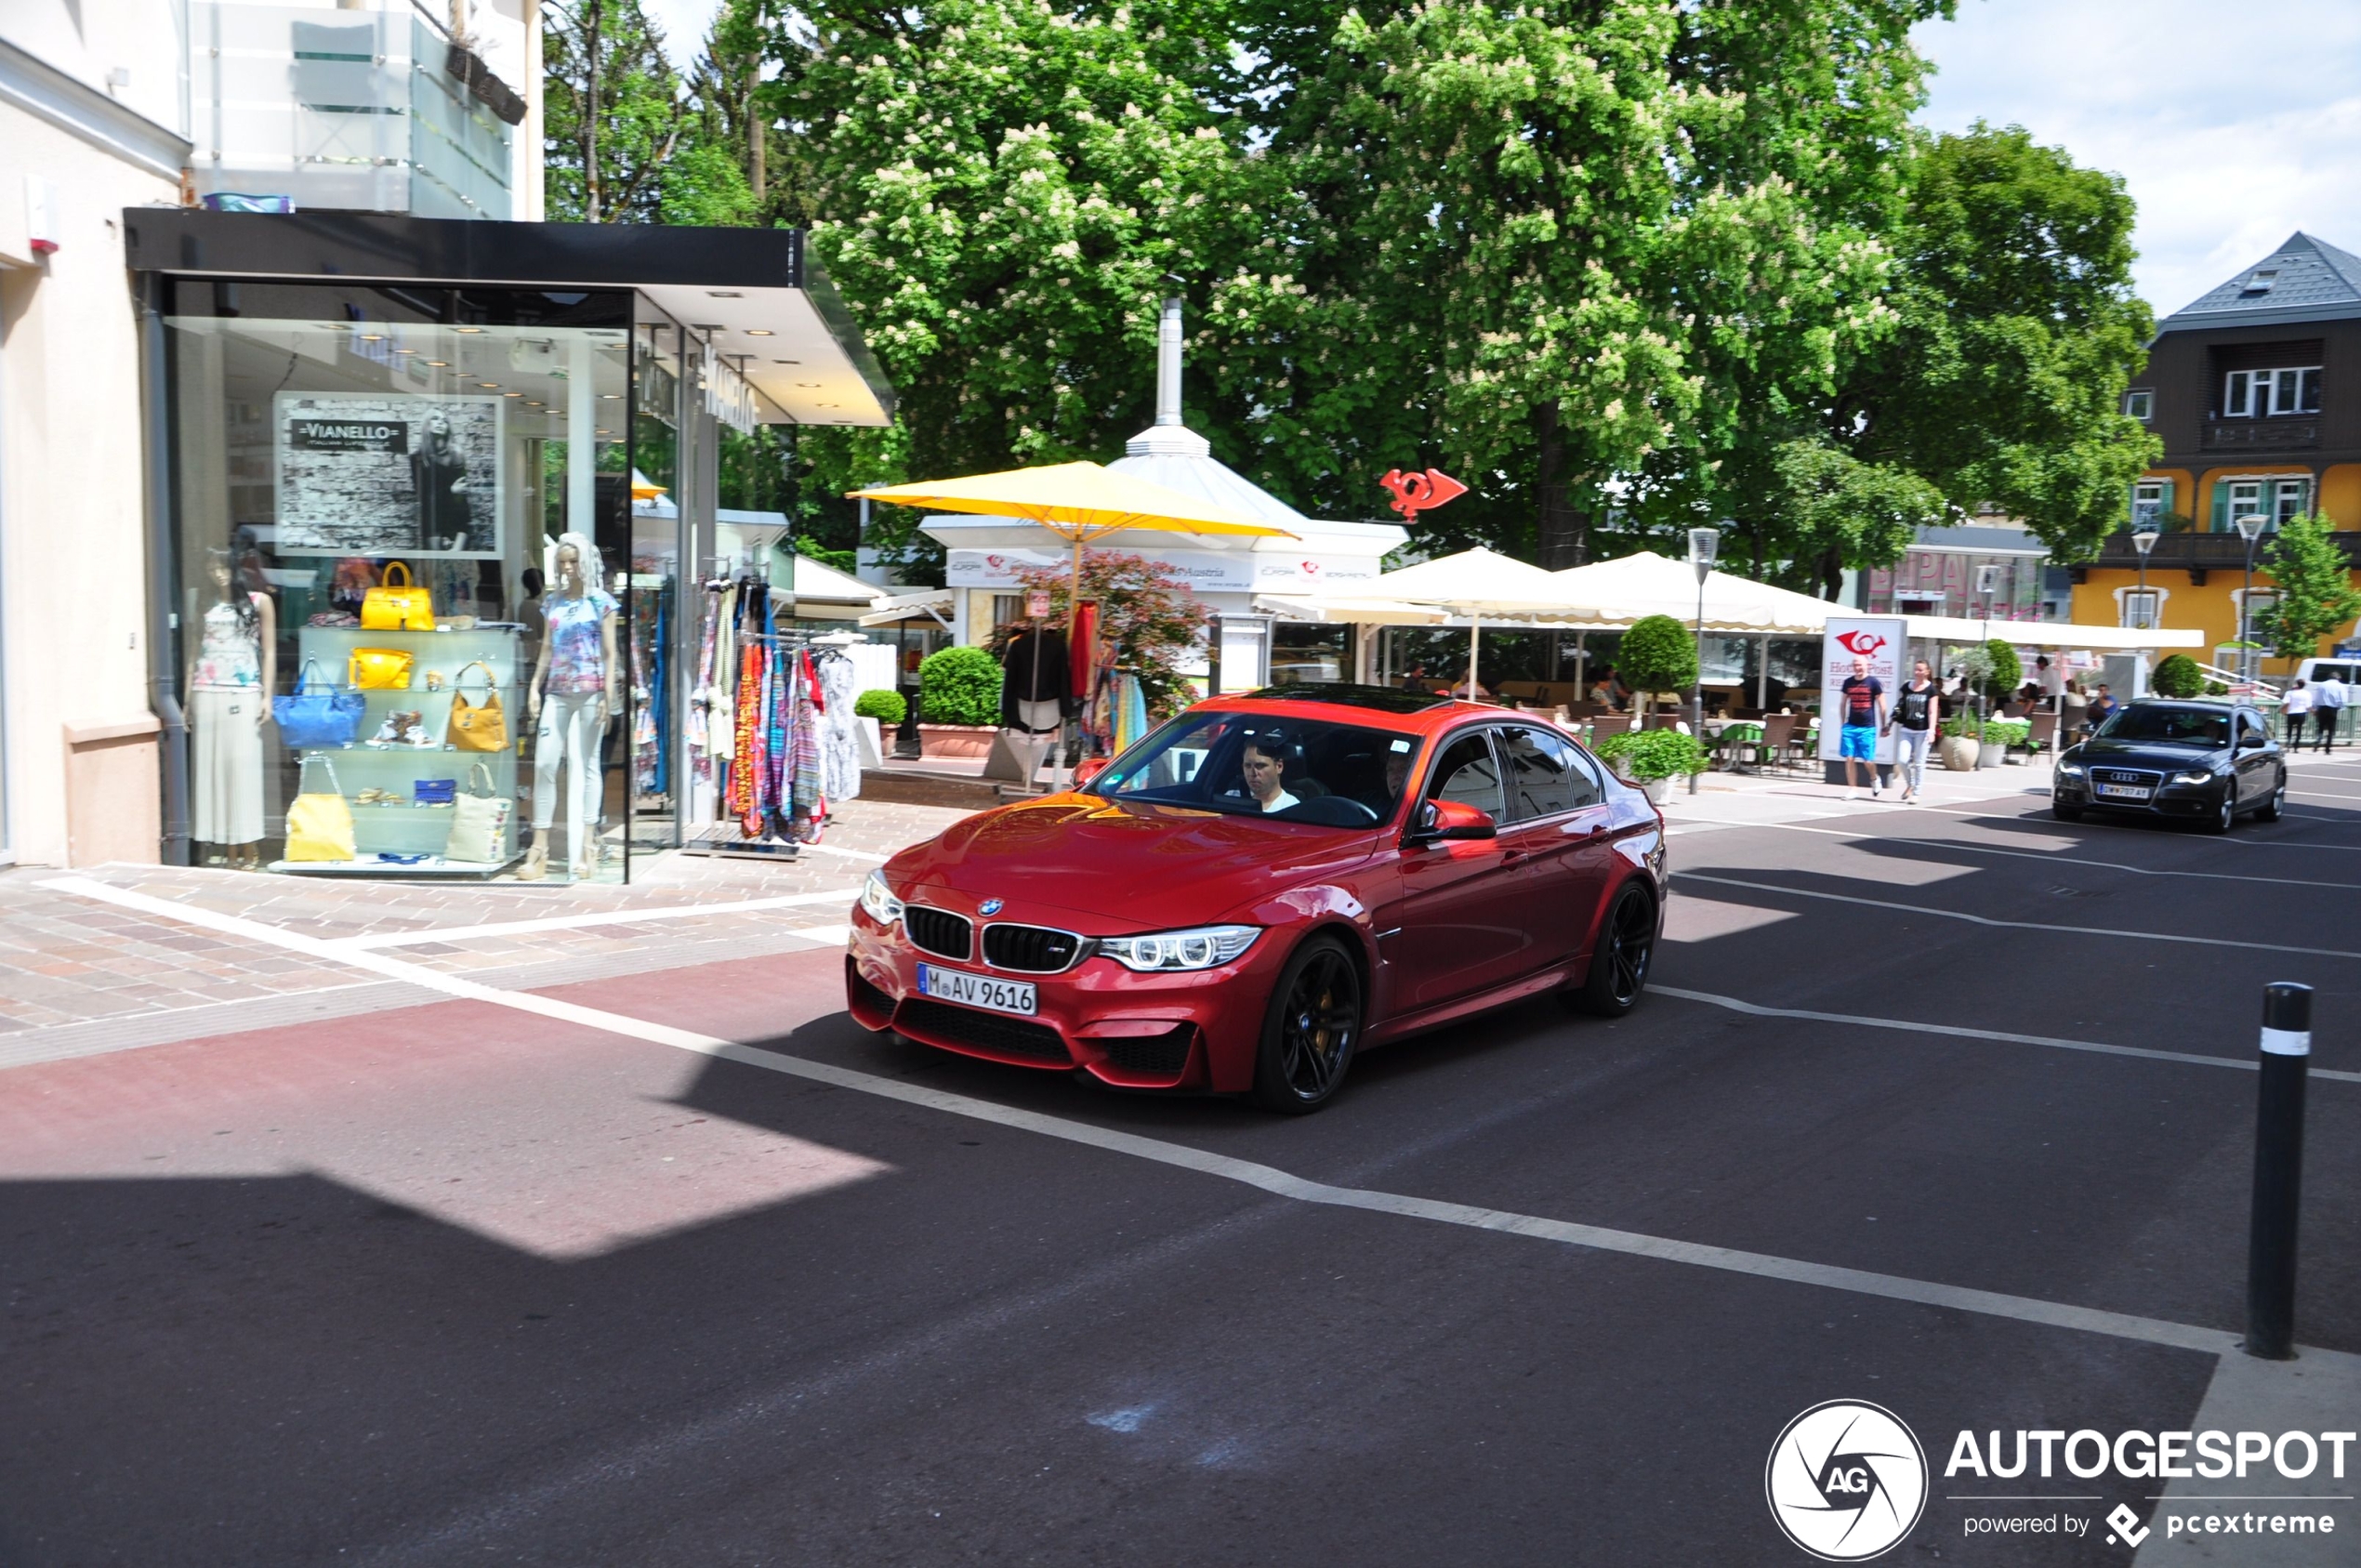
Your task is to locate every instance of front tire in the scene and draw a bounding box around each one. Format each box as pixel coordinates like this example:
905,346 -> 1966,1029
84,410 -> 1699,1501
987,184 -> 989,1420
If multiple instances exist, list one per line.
2257,772 -> 2286,822
1570,883 -> 1656,1017
2052,797 -> 2082,823
2204,787 -> 2236,835
1249,936 -> 1363,1113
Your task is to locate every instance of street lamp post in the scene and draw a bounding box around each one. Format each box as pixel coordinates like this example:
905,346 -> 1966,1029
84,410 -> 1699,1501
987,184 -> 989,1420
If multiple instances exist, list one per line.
1975,561 -> 2002,720
2236,512 -> 2268,685
2130,519 -> 2160,627
1687,524 -> 1721,796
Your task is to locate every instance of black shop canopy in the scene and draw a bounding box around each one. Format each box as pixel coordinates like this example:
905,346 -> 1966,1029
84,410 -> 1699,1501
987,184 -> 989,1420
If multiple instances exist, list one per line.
123,207 -> 893,428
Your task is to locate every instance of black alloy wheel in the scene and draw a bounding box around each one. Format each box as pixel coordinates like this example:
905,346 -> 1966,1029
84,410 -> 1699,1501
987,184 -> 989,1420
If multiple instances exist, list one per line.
1571,883 -> 1656,1017
2257,771 -> 2287,822
1251,936 -> 1363,1113
2204,784 -> 2236,836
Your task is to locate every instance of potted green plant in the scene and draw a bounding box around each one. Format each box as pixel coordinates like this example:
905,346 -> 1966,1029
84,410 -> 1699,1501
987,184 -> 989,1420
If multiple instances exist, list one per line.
915,645 -> 1003,757
853,688 -> 906,766
1938,710 -> 1982,771
1615,614 -> 1698,718
1593,727 -> 1708,803
1980,716 -> 2030,764
2151,653 -> 2205,698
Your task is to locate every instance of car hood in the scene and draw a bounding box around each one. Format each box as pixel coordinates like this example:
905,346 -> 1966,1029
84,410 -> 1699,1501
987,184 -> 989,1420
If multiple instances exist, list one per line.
2073,736 -> 2231,769
887,793 -> 1382,929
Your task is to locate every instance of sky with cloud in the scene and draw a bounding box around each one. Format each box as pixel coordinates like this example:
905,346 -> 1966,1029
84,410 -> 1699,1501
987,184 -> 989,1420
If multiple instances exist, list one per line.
636,0 -> 2361,320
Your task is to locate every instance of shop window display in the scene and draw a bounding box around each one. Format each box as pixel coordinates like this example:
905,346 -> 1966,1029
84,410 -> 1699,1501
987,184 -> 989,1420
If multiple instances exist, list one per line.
166,282 -> 634,881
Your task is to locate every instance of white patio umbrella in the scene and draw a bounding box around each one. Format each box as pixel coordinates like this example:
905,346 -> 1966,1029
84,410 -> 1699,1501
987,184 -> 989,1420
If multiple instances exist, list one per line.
1547,551 -> 1836,632
1355,547 -> 1596,694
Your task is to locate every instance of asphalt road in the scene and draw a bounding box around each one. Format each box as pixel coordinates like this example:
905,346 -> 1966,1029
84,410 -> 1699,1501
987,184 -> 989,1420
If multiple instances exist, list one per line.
7,767 -> 2361,1566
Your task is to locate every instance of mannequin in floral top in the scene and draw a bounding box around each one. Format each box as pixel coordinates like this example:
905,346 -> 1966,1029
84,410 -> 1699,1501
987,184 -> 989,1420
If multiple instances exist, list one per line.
190,551 -> 277,869
521,533 -> 619,881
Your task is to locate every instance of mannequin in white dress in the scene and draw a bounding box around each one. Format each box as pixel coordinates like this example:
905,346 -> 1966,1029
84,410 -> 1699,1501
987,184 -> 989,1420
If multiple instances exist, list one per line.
190,552 -> 277,869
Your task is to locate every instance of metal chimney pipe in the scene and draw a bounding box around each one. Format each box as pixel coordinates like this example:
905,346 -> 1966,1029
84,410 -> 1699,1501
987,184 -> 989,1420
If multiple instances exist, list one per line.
1155,296 -> 1182,426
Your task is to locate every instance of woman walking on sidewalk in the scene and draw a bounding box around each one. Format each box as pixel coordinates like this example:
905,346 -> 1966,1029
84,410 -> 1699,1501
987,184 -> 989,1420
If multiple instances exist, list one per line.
1888,660 -> 1941,802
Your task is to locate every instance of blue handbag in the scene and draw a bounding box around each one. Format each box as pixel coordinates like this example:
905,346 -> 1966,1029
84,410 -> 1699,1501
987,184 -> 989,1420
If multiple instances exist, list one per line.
272,657 -> 365,748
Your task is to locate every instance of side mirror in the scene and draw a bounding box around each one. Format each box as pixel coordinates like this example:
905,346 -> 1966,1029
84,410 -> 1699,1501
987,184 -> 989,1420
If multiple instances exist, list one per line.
2237,732 -> 2265,751
1412,798 -> 1497,842
1072,757 -> 1109,786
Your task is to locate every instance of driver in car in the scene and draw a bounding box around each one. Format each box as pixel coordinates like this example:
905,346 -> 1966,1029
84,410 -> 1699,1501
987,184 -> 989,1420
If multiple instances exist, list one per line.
1241,734 -> 1301,814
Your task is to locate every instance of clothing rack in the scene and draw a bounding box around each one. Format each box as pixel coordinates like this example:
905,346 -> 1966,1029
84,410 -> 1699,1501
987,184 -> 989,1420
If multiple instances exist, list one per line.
680,609 -> 822,863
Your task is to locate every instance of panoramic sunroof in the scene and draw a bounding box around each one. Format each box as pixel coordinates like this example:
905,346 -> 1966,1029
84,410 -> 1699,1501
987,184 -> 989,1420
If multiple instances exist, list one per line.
1239,683 -> 1456,714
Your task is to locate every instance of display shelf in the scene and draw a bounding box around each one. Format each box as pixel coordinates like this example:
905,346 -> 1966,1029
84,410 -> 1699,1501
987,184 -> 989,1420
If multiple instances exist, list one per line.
288,625 -> 524,865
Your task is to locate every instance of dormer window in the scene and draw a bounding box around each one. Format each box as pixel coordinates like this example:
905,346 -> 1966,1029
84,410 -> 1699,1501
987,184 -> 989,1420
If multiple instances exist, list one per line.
2124,389 -> 2153,420
2242,267 -> 2281,296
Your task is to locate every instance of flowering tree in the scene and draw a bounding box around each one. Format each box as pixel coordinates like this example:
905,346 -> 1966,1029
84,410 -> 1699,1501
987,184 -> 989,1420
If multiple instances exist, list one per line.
1010,550 -> 1212,720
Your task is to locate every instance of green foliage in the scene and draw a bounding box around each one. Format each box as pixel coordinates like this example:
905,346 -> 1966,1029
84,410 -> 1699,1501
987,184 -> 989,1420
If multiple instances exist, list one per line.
2204,679 -> 2230,696
1982,639 -> 2023,699
543,0 -> 755,225
1010,551 -> 1212,721
1614,615 -> 1698,697
2255,514 -> 2361,661
1980,718 -> 2030,749
1593,728 -> 1708,781
854,688 -> 907,724
917,644 -> 1001,726
2152,653 -> 2205,698
1839,125 -> 2161,563
795,534 -> 858,575
1939,710 -> 1984,740
1754,440 -> 1952,599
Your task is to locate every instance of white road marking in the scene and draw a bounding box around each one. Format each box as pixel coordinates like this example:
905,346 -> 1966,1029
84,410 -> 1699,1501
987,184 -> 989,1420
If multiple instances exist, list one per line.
343,889 -> 858,949
1665,816 -> 2361,889
1675,871 -> 2361,959
798,841 -> 890,863
25,874 -> 2289,1360
1655,985 -> 2361,1085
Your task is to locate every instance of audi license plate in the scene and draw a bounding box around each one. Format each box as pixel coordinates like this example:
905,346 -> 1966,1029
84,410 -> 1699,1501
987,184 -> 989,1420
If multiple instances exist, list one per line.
2096,783 -> 2153,801
917,964 -> 1037,1017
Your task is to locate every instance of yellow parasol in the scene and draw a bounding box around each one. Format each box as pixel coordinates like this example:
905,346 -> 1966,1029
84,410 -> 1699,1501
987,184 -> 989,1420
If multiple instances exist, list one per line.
852,459 -> 1295,665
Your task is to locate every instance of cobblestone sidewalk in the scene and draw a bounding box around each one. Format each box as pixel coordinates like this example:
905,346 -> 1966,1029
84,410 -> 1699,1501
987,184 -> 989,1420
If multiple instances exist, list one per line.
0,797 -> 969,1041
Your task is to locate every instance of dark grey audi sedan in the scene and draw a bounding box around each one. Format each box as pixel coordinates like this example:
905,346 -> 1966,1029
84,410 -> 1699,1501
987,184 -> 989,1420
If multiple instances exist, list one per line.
2051,700 -> 2287,833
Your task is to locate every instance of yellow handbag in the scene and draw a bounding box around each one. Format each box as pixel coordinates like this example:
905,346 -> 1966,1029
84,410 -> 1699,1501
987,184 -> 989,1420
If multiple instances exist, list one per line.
350,647 -> 415,690
361,561 -> 436,632
284,758 -> 356,863
445,660 -> 508,753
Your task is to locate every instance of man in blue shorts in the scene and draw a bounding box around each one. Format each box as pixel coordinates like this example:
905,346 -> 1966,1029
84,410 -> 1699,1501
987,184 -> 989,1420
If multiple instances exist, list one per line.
1838,654 -> 1887,799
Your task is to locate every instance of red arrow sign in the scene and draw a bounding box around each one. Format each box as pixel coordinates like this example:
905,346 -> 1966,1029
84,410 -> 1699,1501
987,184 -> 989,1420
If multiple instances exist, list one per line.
1378,468 -> 1470,521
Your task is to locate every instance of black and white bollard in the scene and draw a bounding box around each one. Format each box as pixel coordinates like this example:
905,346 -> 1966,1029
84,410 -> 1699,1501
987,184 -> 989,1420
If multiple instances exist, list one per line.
2246,982 -> 2313,1361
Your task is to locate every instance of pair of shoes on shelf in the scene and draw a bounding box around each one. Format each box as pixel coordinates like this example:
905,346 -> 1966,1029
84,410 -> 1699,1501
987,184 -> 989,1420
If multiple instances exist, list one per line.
356,786 -> 406,806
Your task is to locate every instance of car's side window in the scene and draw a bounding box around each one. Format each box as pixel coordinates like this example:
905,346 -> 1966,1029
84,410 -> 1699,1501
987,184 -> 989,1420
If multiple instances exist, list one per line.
1498,724 -> 1600,820
1425,730 -> 1504,818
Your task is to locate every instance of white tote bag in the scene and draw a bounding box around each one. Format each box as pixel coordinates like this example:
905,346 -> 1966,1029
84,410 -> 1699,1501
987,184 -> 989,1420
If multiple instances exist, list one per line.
445,762 -> 513,864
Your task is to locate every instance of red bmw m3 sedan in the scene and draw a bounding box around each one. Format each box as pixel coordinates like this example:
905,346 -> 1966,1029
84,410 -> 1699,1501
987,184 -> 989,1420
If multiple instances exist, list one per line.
847,684 -> 1668,1113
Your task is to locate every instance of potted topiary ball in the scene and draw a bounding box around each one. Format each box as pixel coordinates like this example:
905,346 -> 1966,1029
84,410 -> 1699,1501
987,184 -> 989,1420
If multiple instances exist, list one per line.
915,646 -> 1004,757
1614,614 -> 1698,717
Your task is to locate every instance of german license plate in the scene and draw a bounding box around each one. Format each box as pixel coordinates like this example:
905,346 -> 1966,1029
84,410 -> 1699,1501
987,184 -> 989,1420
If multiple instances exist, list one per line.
917,964 -> 1037,1016
2096,783 -> 2152,801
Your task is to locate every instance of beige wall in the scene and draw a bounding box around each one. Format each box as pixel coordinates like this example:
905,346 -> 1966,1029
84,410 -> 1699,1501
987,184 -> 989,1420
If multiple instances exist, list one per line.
1,101 -> 180,865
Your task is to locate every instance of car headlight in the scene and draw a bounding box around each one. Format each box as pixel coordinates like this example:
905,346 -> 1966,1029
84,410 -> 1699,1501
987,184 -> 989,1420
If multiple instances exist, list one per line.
2058,762 -> 2085,777
860,869 -> 904,926
2173,770 -> 2217,786
1096,925 -> 1260,972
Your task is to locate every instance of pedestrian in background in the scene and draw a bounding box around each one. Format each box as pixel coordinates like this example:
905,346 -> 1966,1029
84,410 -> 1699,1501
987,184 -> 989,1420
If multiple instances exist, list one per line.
2089,684 -> 2119,731
1887,659 -> 1941,803
2281,680 -> 2314,748
2314,668 -> 2346,752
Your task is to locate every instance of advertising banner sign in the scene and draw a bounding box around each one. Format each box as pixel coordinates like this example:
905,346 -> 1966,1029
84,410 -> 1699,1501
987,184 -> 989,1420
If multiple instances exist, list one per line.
274,392 -> 503,559
946,547 -> 1386,595
1818,616 -> 1907,764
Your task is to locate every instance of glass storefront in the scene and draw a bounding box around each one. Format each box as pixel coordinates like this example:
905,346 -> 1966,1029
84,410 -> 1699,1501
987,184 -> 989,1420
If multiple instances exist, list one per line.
165,280 -> 638,881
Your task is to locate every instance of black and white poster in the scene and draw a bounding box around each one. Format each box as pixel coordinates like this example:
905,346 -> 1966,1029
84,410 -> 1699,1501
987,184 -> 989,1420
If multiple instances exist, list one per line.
273,393 -> 503,558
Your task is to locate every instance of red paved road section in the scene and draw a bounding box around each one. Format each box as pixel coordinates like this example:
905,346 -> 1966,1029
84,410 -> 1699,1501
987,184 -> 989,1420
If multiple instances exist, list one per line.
0,945 -> 879,1260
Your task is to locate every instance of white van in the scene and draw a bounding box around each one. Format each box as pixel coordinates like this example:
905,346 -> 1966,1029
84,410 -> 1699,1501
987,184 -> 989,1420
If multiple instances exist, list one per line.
2292,658 -> 2361,688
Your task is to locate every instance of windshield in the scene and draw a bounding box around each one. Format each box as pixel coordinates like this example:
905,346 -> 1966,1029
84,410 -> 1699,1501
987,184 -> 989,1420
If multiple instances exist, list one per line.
2096,705 -> 2231,747
1090,710 -> 1417,827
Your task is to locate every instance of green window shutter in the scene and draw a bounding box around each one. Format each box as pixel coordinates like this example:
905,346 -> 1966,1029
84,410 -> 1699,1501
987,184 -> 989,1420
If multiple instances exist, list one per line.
2159,480 -> 2175,518
2211,481 -> 2230,532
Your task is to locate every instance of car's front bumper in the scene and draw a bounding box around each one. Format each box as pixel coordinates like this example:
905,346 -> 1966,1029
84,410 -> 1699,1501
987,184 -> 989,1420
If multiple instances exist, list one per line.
2053,773 -> 2228,819
846,905 -> 1290,1093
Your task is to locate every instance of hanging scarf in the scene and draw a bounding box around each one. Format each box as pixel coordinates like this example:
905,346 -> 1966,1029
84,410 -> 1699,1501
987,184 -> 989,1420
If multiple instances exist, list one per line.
790,649 -> 825,830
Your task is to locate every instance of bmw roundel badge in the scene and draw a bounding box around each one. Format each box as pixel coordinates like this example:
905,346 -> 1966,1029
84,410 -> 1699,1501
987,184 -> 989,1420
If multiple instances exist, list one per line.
979,898 -> 1005,916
